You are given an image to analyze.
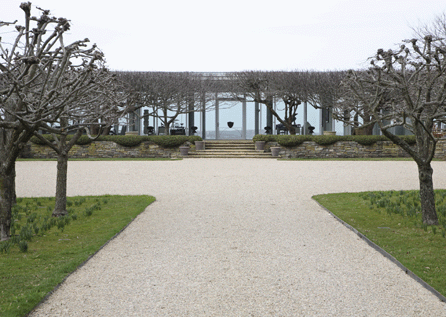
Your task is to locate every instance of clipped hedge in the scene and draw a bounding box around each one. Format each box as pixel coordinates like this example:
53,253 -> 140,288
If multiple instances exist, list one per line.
148,135 -> 190,148
74,135 -> 93,145
277,135 -> 311,147
104,135 -> 143,147
344,135 -> 388,145
29,134 -> 92,145
252,134 -> 417,147
398,135 -> 416,145
187,135 -> 204,145
252,134 -> 278,142
311,135 -> 345,145
30,134 -> 203,148
30,134 -> 54,145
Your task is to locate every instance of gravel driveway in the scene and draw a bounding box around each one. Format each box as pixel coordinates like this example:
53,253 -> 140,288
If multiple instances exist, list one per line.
16,159 -> 446,316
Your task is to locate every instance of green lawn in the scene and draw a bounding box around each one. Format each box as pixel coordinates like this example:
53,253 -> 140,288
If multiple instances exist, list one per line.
313,190 -> 446,297
0,195 -> 155,317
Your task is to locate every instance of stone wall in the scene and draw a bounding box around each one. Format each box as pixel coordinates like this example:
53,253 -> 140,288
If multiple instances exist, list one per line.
21,139 -> 446,160
265,140 -> 446,160
21,141 -> 190,159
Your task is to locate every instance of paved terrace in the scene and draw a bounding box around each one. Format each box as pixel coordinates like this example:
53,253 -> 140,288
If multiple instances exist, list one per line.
16,159 -> 446,316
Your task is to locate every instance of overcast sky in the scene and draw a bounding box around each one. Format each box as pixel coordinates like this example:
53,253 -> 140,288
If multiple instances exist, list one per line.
3,0 -> 446,72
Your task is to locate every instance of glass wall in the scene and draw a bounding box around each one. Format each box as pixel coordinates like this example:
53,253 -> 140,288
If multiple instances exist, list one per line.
135,98 -> 356,138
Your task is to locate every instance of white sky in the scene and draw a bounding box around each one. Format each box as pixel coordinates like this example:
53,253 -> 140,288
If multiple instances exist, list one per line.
3,0 -> 446,72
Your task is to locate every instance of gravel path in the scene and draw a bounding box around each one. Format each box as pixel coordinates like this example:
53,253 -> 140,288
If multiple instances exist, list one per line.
16,159 -> 446,316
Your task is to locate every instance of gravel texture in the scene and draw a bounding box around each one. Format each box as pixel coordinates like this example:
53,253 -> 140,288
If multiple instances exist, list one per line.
15,159 -> 446,316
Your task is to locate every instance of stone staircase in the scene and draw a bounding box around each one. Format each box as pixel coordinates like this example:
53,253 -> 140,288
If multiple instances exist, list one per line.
187,140 -> 274,158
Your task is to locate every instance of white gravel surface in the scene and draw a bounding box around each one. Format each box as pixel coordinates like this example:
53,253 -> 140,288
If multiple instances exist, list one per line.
15,159 -> 446,316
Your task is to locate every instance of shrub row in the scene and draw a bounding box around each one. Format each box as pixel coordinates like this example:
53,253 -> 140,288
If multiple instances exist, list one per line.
252,134 -> 416,147
30,134 -> 203,148
29,134 -> 94,145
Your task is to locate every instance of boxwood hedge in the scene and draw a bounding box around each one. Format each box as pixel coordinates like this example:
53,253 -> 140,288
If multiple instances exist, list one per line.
29,134 -> 92,145
29,134 -> 55,145
30,134 -> 203,148
252,134 -> 417,147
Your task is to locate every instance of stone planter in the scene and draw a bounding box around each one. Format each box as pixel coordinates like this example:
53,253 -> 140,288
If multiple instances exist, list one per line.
179,146 -> 189,156
125,131 -> 139,136
255,141 -> 266,151
195,141 -> 205,150
323,131 -> 336,135
271,146 -> 281,157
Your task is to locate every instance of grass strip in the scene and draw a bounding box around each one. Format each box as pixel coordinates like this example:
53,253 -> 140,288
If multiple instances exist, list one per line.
313,190 -> 446,298
0,195 -> 155,317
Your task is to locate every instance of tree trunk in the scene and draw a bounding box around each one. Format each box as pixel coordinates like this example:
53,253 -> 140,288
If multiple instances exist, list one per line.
0,168 -> 15,240
354,125 -> 374,135
288,124 -> 296,135
102,126 -> 111,135
53,153 -> 69,217
418,163 -> 438,225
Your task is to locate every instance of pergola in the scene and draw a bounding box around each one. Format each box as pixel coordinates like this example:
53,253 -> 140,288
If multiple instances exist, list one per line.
122,71 -> 339,138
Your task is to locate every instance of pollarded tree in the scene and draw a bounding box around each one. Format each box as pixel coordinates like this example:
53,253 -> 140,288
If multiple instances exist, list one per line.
116,71 -> 215,135
337,35 -> 446,225
302,71 -> 348,133
33,70 -> 129,217
228,70 -> 338,135
228,71 -> 301,133
271,71 -> 311,134
0,3 -> 105,239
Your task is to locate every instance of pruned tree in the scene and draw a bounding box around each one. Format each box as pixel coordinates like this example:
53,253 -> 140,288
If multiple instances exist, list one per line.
116,71 -> 217,135
272,71 -> 309,133
228,71 -> 297,133
229,70 -> 329,135
297,71 -> 347,134
336,35 -> 446,225
0,2 -> 105,239
33,70 -> 129,217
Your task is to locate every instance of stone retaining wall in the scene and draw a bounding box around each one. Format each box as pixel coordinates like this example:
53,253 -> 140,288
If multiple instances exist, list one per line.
21,141 -> 190,159
21,139 -> 446,160
265,140 -> 446,160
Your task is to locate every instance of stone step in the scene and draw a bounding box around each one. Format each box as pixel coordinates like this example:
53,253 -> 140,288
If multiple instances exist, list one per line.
203,144 -> 255,147
190,152 -> 271,156
204,144 -> 254,148
186,154 -> 277,158
189,140 -> 273,158
196,149 -> 258,153
204,140 -> 253,143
